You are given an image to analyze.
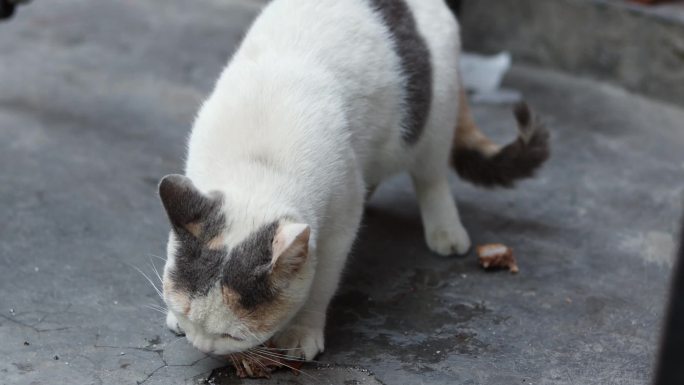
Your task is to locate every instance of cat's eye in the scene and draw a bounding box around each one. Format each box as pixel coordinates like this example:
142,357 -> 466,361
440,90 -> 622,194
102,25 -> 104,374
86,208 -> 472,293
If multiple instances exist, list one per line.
220,332 -> 243,341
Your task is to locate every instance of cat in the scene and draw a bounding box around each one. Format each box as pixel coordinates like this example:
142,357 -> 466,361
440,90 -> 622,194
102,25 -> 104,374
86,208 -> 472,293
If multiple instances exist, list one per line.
157,0 -> 549,360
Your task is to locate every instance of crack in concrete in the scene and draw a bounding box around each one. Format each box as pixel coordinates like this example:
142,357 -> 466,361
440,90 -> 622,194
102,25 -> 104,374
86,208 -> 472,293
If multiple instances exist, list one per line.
94,334 -> 164,354
0,304 -> 73,333
136,356 -> 214,385
93,334 -> 215,385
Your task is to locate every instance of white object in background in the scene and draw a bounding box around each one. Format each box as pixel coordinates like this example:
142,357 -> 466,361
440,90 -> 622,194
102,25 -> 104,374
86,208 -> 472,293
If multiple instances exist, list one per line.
461,51 -> 521,104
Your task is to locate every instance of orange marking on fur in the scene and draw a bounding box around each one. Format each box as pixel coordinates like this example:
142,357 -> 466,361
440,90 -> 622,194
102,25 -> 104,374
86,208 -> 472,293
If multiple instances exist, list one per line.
185,222 -> 203,237
206,234 -> 225,250
164,279 -> 192,315
222,285 -> 288,334
454,81 -> 499,156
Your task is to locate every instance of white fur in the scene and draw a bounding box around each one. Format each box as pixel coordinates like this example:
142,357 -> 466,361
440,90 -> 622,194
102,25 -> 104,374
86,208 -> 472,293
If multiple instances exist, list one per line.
165,0 -> 470,359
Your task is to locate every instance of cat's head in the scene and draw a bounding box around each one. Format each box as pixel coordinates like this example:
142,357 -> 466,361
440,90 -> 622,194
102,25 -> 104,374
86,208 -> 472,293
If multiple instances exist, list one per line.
157,174 -> 314,354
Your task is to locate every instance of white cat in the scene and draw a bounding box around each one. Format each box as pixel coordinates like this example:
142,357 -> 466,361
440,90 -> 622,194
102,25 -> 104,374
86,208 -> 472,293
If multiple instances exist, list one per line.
158,0 -> 548,361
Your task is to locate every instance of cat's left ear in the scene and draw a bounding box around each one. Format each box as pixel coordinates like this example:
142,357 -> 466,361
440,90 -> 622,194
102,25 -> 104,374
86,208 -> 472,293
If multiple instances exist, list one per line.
158,174 -> 220,238
271,223 -> 310,277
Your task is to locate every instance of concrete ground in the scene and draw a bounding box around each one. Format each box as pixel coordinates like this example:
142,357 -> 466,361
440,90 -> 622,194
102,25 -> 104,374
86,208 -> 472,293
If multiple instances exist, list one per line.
1,1 -> 683,384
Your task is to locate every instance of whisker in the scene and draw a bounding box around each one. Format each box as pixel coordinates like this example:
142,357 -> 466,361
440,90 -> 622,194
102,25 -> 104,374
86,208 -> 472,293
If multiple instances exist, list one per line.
238,352 -> 261,378
148,253 -> 167,262
147,302 -> 167,310
253,347 -> 319,364
243,351 -> 270,373
144,304 -> 167,315
247,350 -> 315,380
237,326 -> 269,346
253,348 -> 306,362
149,258 -> 163,284
257,345 -> 305,352
145,304 -> 167,314
128,263 -> 164,300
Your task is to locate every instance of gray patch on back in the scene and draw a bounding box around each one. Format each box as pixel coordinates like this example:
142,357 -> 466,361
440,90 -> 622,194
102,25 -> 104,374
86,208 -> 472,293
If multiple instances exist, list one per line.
369,0 -> 433,145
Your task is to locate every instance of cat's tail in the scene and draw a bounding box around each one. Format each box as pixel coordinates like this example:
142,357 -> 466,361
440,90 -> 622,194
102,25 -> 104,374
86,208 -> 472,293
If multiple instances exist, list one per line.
451,87 -> 550,188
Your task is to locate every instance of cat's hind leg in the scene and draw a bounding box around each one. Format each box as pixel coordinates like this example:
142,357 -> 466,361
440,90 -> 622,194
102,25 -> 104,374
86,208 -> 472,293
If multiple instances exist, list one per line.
410,135 -> 471,256
411,171 -> 471,256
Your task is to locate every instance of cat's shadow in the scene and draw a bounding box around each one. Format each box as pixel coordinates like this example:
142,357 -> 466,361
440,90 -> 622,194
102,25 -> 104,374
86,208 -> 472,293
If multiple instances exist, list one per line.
341,195 -> 560,283
325,191 -> 561,358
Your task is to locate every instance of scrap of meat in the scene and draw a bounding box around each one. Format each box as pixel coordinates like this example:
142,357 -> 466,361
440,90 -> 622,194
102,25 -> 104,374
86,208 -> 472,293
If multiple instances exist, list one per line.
477,244 -> 519,273
228,349 -> 304,379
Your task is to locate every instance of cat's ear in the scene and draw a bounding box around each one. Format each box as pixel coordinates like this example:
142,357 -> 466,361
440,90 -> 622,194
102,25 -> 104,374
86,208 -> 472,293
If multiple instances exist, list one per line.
158,174 -> 219,237
271,223 -> 310,277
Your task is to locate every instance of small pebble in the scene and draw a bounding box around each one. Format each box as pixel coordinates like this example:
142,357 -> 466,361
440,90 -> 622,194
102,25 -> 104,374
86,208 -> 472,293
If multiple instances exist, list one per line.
54,355 -> 59,360
23,341 -> 30,346
120,352 -> 125,356
9,308 -> 15,314
436,350 -> 441,354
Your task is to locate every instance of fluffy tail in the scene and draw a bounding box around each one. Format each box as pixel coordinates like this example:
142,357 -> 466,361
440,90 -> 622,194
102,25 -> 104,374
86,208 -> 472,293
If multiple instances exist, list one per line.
452,87 -> 550,188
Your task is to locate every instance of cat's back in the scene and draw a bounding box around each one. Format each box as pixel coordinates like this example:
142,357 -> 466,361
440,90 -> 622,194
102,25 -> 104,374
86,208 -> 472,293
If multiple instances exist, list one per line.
188,0 -> 461,189
236,0 -> 460,171
240,0 -> 458,79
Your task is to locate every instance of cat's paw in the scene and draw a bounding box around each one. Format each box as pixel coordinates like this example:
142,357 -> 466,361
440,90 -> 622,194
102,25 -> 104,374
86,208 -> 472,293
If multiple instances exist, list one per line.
426,225 -> 471,256
166,311 -> 185,336
272,324 -> 324,361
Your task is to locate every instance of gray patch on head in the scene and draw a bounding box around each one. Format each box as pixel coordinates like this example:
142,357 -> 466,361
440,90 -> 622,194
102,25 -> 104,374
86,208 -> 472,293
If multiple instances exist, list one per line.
167,218 -> 280,307
166,209 -> 229,297
222,222 -> 279,309
159,174 -> 228,295
159,176 -> 282,306
171,231 -> 227,296
369,0 -> 433,145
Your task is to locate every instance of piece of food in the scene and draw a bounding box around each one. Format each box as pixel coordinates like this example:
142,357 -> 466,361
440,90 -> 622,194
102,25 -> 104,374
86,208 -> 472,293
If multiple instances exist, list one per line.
227,348 -> 304,379
477,243 -> 519,273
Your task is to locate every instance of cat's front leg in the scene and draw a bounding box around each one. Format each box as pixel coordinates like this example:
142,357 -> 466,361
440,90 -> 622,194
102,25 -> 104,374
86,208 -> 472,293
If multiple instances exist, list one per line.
166,310 -> 185,336
271,238 -> 347,360
272,307 -> 326,361
273,208 -> 362,359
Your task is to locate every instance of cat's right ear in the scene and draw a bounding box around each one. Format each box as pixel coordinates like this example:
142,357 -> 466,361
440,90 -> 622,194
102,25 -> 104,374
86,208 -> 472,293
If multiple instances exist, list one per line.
158,174 -> 219,237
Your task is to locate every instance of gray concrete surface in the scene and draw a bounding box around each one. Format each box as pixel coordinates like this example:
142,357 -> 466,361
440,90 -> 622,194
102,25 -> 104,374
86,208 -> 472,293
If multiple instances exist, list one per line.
460,0 -> 684,108
1,1 -> 683,384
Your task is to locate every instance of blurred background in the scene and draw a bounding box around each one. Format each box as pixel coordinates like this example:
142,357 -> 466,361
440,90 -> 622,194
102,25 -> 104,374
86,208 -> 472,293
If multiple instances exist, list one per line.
1,1 -> 683,384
